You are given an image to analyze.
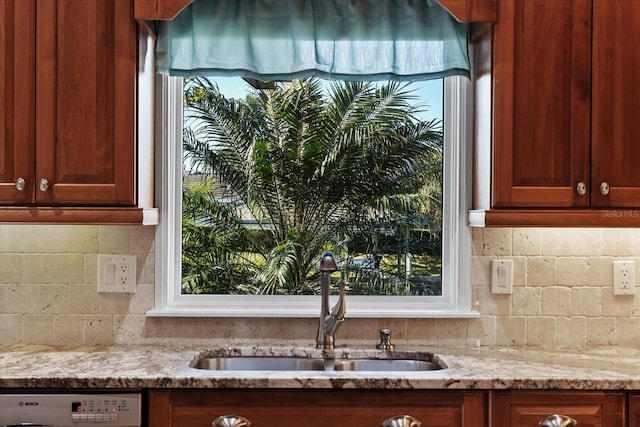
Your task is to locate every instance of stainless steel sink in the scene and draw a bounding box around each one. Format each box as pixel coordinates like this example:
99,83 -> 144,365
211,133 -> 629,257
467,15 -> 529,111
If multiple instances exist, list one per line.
333,358 -> 443,372
195,356 -> 326,371
193,355 -> 446,372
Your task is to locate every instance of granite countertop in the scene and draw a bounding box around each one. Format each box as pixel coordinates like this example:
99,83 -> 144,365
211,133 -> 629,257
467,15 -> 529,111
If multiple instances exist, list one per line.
1,344 -> 640,390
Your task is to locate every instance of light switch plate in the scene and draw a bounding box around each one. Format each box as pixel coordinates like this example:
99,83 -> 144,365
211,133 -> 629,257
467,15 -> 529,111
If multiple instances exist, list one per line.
491,259 -> 513,294
98,255 -> 137,293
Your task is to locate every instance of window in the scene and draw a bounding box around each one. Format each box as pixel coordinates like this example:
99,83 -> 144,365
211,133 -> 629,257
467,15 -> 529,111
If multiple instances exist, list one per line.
150,74 -> 475,318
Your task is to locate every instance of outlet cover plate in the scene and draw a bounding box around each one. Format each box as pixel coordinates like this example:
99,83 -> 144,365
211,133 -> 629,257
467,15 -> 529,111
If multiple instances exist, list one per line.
613,260 -> 635,295
98,255 -> 137,293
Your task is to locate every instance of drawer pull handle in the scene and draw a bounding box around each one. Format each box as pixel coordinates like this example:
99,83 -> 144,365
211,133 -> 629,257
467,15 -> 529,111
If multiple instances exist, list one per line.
212,415 -> 250,427
15,178 -> 26,191
539,414 -> 577,427
383,415 -> 421,427
600,181 -> 610,195
576,181 -> 586,195
39,178 -> 49,192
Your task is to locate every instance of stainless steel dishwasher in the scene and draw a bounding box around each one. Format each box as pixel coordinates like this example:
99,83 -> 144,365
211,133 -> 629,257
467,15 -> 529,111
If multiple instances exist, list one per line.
0,391 -> 141,427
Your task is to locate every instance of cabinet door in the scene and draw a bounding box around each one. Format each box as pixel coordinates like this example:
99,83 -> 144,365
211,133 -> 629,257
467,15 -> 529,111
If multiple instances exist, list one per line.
35,0 -> 136,205
491,391 -> 624,427
591,1 -> 640,208
0,0 -> 36,204
148,389 -> 486,427
492,0 -> 591,208
630,394 -> 640,427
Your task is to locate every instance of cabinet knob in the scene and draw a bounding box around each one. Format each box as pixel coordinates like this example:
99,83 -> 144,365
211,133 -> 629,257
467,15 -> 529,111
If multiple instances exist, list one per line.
600,182 -> 610,195
39,178 -> 49,192
15,178 -> 26,192
538,414 -> 577,427
576,182 -> 587,195
212,415 -> 251,427
383,415 -> 421,427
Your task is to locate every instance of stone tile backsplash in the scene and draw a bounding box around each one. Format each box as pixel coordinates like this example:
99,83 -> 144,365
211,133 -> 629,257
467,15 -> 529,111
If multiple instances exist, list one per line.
1,225 -> 639,349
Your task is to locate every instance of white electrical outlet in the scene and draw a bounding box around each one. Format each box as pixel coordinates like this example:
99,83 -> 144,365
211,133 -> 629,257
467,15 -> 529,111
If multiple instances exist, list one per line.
98,255 -> 137,293
613,260 -> 635,295
491,259 -> 513,294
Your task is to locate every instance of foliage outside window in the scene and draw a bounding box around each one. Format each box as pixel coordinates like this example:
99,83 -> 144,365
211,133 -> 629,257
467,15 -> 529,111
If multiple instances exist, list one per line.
180,77 -> 444,297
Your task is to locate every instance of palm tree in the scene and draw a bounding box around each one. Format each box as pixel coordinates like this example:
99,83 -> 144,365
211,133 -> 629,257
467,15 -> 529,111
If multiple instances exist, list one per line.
182,77 -> 443,295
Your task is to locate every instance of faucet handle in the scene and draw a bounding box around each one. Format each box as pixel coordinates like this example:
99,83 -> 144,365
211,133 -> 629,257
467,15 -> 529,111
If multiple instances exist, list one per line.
376,328 -> 395,350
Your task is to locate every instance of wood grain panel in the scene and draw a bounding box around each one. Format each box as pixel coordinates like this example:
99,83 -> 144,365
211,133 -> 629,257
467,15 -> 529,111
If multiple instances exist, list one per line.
591,0 -> 640,208
36,0 -> 135,205
149,389 -> 486,427
0,0 -> 36,204
492,0 -> 591,208
491,391 -> 623,427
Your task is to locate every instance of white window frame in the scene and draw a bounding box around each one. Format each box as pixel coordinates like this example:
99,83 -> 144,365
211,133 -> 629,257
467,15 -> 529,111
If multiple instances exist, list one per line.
148,73 -> 477,318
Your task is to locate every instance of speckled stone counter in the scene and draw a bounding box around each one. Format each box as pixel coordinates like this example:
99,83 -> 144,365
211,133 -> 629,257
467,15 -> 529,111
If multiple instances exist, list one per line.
1,344 -> 640,390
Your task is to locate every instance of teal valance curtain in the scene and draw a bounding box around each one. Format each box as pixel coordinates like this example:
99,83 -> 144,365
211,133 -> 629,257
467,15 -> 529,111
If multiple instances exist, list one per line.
156,0 -> 469,81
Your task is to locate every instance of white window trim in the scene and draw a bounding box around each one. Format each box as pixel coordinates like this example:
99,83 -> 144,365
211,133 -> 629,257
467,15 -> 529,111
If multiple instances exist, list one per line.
148,74 -> 478,318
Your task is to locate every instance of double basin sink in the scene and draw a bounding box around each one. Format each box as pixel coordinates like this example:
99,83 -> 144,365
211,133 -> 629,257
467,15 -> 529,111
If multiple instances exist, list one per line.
194,353 -> 446,372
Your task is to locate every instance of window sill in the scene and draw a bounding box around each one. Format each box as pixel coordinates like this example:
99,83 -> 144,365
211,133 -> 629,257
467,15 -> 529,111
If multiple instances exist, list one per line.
147,295 -> 480,318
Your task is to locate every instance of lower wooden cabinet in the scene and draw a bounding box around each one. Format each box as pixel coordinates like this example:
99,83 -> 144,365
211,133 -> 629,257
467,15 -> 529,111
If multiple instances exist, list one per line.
147,389 -> 486,427
491,391 -> 624,427
630,394 -> 640,427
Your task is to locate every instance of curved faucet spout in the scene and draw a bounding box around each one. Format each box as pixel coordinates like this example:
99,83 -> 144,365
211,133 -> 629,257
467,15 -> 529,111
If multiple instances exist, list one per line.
316,251 -> 347,350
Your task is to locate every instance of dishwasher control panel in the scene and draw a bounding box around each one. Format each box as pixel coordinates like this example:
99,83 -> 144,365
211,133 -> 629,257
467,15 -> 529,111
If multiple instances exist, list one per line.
0,392 -> 141,427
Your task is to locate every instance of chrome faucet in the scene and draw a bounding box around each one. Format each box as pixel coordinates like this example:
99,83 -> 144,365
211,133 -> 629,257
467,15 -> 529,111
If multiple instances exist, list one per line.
316,251 -> 347,350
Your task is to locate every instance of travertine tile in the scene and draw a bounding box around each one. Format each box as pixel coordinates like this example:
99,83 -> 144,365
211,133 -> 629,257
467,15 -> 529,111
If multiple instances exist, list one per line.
541,287 -> 571,316
482,228 -> 512,256
406,318 -> 437,344
541,228 -> 602,256
83,315 -> 114,345
526,257 -> 556,287
474,285 -> 511,316
38,284 -> 69,314
98,226 -> 130,254
466,316 -> 496,347
0,254 -> 23,283
436,319 -> 468,347
23,314 -> 54,344
496,316 -> 526,347
616,317 -> 640,348
0,314 -> 23,344
68,226 -> 99,253
511,287 -> 541,316
22,254 -> 55,284
471,256 -> 493,287
68,284 -> 100,314
512,229 -> 542,256
601,228 -> 639,255
587,257 -> 614,286
557,257 -> 588,287
0,225 -> 41,252
53,314 -> 83,345
129,226 -> 155,254
34,226 -> 69,253
556,317 -> 586,350
586,317 -> 616,348
571,287 -> 602,317
0,284 -> 39,314
526,317 -> 556,348
53,254 -> 85,283
600,288 -> 634,317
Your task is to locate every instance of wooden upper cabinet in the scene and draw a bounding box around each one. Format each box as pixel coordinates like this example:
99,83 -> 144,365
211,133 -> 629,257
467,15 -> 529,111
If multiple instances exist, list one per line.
492,0 -> 592,208
491,391 -> 624,427
591,0 -> 640,208
0,0 -> 36,204
35,0 -> 136,206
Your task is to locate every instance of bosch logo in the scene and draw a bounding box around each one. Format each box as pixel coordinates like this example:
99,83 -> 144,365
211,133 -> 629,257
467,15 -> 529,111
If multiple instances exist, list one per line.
18,401 -> 39,406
